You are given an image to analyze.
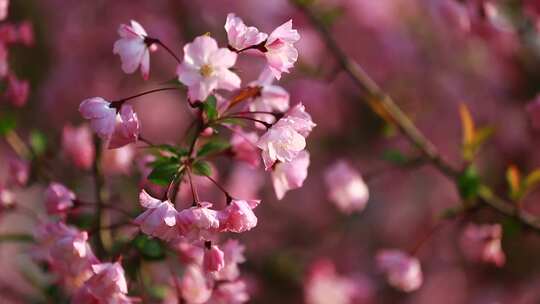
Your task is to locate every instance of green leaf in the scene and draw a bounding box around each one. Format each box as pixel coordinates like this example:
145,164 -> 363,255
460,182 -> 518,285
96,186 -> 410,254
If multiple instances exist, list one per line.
382,149 -> 408,165
148,162 -> 180,186
133,234 -> 166,261
0,113 -> 16,136
203,95 -> 218,121
29,130 -> 47,156
153,144 -> 188,157
192,160 -> 212,176
457,166 -> 481,200
197,139 -> 230,158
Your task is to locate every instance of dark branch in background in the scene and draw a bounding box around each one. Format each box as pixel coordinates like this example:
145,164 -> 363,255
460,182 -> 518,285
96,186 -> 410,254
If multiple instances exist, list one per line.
92,136 -> 107,257
291,1 -> 540,231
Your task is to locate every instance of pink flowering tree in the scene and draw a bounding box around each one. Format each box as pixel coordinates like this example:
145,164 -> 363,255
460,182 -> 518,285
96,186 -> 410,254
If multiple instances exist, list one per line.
4,0 -> 540,303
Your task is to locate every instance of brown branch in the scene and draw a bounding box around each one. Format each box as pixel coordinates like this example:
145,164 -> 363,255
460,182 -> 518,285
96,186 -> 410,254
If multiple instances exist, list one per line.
293,1 -> 540,232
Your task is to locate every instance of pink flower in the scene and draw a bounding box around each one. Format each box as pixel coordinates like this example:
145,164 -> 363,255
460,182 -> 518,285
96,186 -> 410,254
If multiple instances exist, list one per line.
324,161 -> 369,214
257,103 -> 315,169
113,20 -> 151,80
177,35 -> 241,101
305,259 -> 365,304
0,185 -> 15,211
181,265 -> 213,304
79,97 -> 116,139
215,239 -> 246,281
376,249 -> 423,292
102,145 -> 135,175
249,68 -> 290,126
33,222 -> 98,291
174,240 -> 204,265
210,280 -> 250,304
230,130 -> 260,167
271,150 -> 310,200
0,0 -> 8,21
5,74 -> 29,107
218,199 -> 260,233
177,202 -> 220,240
80,262 -> 132,303
108,104 -> 140,149
62,124 -> 95,170
225,13 -> 267,51
264,20 -> 300,80
15,21 -> 33,46
460,223 -> 506,267
134,190 -> 178,242
44,183 -> 76,215
203,244 -> 225,273
8,157 -> 29,187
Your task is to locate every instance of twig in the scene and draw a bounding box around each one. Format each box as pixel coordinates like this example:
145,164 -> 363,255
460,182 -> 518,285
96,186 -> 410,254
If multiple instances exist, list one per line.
92,136 -> 107,257
293,1 -> 540,232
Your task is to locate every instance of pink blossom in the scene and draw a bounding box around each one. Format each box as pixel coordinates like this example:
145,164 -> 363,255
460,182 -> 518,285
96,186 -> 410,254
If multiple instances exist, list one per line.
230,130 -> 260,167
181,264 -> 213,304
8,157 -> 29,187
62,124 -> 95,170
0,0 -> 8,21
225,13 -> 267,51
257,103 -> 315,169
102,145 -> 135,175
324,161 -> 369,214
174,240 -> 204,265
45,183 -> 76,215
209,280 -> 250,304
6,74 -> 29,107
218,199 -> 259,233
113,20 -> 151,80
264,20 -> 300,80
16,21 -> 33,46
305,259 -> 363,304
203,244 -> 225,273
376,249 -> 423,292
460,223 -> 506,267
80,262 -> 132,303
108,104 -> 140,149
249,68 -> 290,126
134,190 -> 178,242
79,97 -> 117,139
33,222 -> 98,291
0,184 -> 15,211
257,123 -> 306,170
215,239 -> 246,281
177,202 -> 220,240
177,35 -> 240,101
271,150 -> 310,200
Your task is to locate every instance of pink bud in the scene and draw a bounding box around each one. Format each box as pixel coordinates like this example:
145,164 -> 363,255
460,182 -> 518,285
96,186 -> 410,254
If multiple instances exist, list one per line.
203,244 -> 225,272
0,185 -> 15,211
0,0 -> 8,21
376,249 -> 422,292
79,97 -> 116,139
460,223 -> 505,267
108,104 -> 140,149
44,183 -> 76,215
181,265 -> 212,304
324,161 -> 369,214
200,127 -> 214,137
113,20 -> 151,80
5,74 -> 29,107
62,124 -> 95,170
8,157 -> 29,187
218,199 -> 259,233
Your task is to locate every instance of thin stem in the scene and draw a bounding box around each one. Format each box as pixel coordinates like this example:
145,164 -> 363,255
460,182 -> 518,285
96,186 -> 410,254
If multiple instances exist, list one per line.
92,136 -> 107,258
153,39 -> 182,64
220,115 -> 272,129
409,220 -> 448,256
111,87 -> 181,109
186,166 -> 200,204
227,110 -> 283,118
203,174 -> 233,204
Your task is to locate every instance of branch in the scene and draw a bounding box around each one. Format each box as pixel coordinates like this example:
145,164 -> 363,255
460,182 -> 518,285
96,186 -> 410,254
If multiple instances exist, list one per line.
293,1 -> 540,232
